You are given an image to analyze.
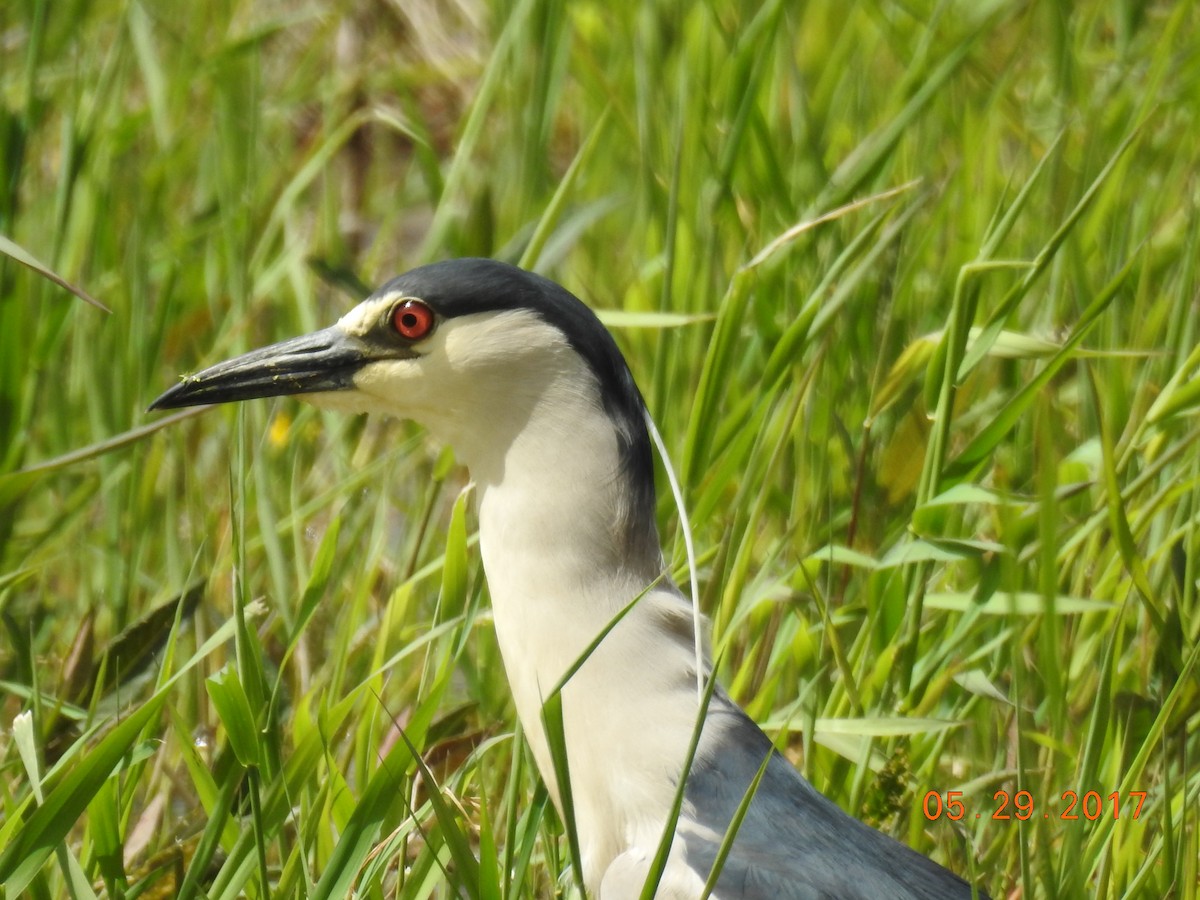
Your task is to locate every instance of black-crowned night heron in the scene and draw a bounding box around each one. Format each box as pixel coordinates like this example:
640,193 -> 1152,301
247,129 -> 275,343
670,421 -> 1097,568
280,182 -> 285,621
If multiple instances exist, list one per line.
152,258 -> 987,899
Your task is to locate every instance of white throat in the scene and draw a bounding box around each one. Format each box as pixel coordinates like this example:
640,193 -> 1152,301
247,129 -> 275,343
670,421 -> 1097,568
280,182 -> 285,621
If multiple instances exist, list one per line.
464,363 -> 701,889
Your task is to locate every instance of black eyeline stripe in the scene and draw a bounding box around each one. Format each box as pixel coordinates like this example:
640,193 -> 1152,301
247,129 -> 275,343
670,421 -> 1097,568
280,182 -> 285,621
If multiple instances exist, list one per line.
375,258 -> 659,560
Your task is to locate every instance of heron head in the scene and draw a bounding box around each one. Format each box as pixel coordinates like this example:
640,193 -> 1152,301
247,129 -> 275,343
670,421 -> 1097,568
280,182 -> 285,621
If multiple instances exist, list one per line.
150,258 -> 654,508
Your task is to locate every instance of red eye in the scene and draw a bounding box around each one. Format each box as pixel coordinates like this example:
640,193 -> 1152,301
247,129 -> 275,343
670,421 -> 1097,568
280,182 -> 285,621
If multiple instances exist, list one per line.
391,299 -> 435,340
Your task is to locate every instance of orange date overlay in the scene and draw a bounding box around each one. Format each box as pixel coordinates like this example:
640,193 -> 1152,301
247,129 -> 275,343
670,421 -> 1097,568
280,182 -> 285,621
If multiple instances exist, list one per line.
922,790 -> 1147,822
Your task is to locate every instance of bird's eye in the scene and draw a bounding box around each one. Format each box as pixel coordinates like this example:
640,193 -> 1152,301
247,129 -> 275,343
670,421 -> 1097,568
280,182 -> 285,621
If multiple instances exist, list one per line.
391,299 -> 435,341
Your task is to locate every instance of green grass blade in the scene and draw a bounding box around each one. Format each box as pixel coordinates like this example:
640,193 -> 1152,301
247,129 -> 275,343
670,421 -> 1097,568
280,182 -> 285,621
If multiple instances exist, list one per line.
0,233 -> 110,312
639,667 -> 721,900
958,124 -> 1144,379
944,252 -> 1139,480
391,719 -> 482,899
0,606 -> 252,892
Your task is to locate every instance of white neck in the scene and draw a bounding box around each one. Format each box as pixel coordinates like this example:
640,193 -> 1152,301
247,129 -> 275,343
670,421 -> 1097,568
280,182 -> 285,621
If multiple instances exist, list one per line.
338,308 -> 706,889
446,348 -> 702,889
458,350 -> 668,701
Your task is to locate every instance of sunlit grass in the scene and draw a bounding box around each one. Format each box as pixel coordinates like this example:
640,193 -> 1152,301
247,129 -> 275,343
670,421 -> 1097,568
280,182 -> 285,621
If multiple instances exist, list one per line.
1,1 -> 1197,898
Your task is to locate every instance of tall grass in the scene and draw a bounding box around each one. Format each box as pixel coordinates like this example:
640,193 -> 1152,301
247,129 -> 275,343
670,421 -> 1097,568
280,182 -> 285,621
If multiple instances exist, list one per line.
1,1 -> 1197,897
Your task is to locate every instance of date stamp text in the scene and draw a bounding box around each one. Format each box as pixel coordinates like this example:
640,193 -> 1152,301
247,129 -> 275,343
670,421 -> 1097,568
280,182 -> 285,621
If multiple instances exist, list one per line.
922,790 -> 1147,821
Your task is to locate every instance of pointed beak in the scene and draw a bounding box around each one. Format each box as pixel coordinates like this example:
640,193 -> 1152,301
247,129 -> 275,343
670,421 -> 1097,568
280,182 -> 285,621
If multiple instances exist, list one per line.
150,325 -> 372,410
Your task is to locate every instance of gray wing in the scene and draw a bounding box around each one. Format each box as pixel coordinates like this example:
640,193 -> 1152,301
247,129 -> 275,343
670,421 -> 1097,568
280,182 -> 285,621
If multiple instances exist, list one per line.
678,692 -> 990,900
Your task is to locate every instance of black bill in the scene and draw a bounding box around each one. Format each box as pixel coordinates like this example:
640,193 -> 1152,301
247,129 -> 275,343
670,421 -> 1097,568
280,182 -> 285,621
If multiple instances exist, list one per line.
150,326 -> 370,410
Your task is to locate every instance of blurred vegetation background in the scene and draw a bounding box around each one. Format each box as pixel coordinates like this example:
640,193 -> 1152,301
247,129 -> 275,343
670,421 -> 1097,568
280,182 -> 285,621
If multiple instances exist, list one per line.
1,0 -> 1197,897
